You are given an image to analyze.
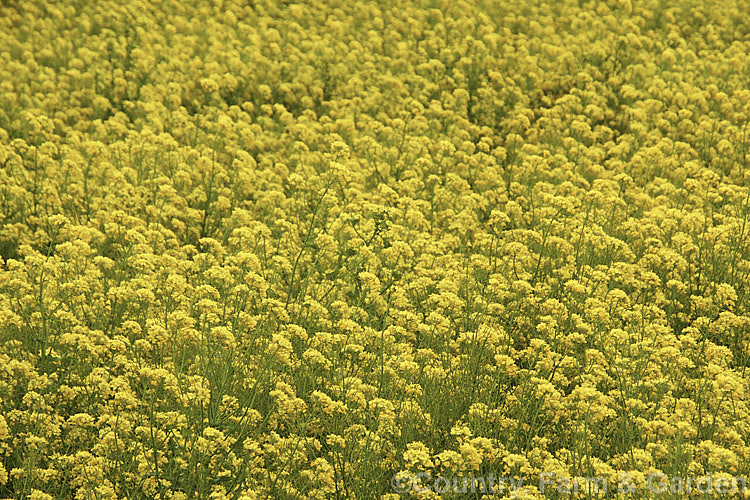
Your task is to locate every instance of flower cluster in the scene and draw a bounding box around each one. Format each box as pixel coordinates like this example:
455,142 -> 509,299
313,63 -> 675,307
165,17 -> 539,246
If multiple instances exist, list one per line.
2,0 -> 750,498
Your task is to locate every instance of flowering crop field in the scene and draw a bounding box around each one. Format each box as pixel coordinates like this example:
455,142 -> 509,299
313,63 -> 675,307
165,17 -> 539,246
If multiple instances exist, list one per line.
2,0 -> 750,498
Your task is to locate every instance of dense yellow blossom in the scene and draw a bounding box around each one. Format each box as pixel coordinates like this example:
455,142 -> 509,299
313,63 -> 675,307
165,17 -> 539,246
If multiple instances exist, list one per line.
2,0 -> 750,498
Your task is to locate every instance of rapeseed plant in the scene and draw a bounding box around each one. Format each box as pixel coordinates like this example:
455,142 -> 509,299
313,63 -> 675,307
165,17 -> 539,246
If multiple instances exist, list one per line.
3,0 -> 750,498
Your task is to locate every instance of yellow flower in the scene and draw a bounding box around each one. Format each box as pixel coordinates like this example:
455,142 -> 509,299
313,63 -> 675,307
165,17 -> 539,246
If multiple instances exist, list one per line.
403,441 -> 434,469
29,490 -> 54,500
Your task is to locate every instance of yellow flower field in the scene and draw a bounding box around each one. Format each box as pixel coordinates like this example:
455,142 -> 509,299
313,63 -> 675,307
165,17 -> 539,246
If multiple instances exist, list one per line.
2,0 -> 750,498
